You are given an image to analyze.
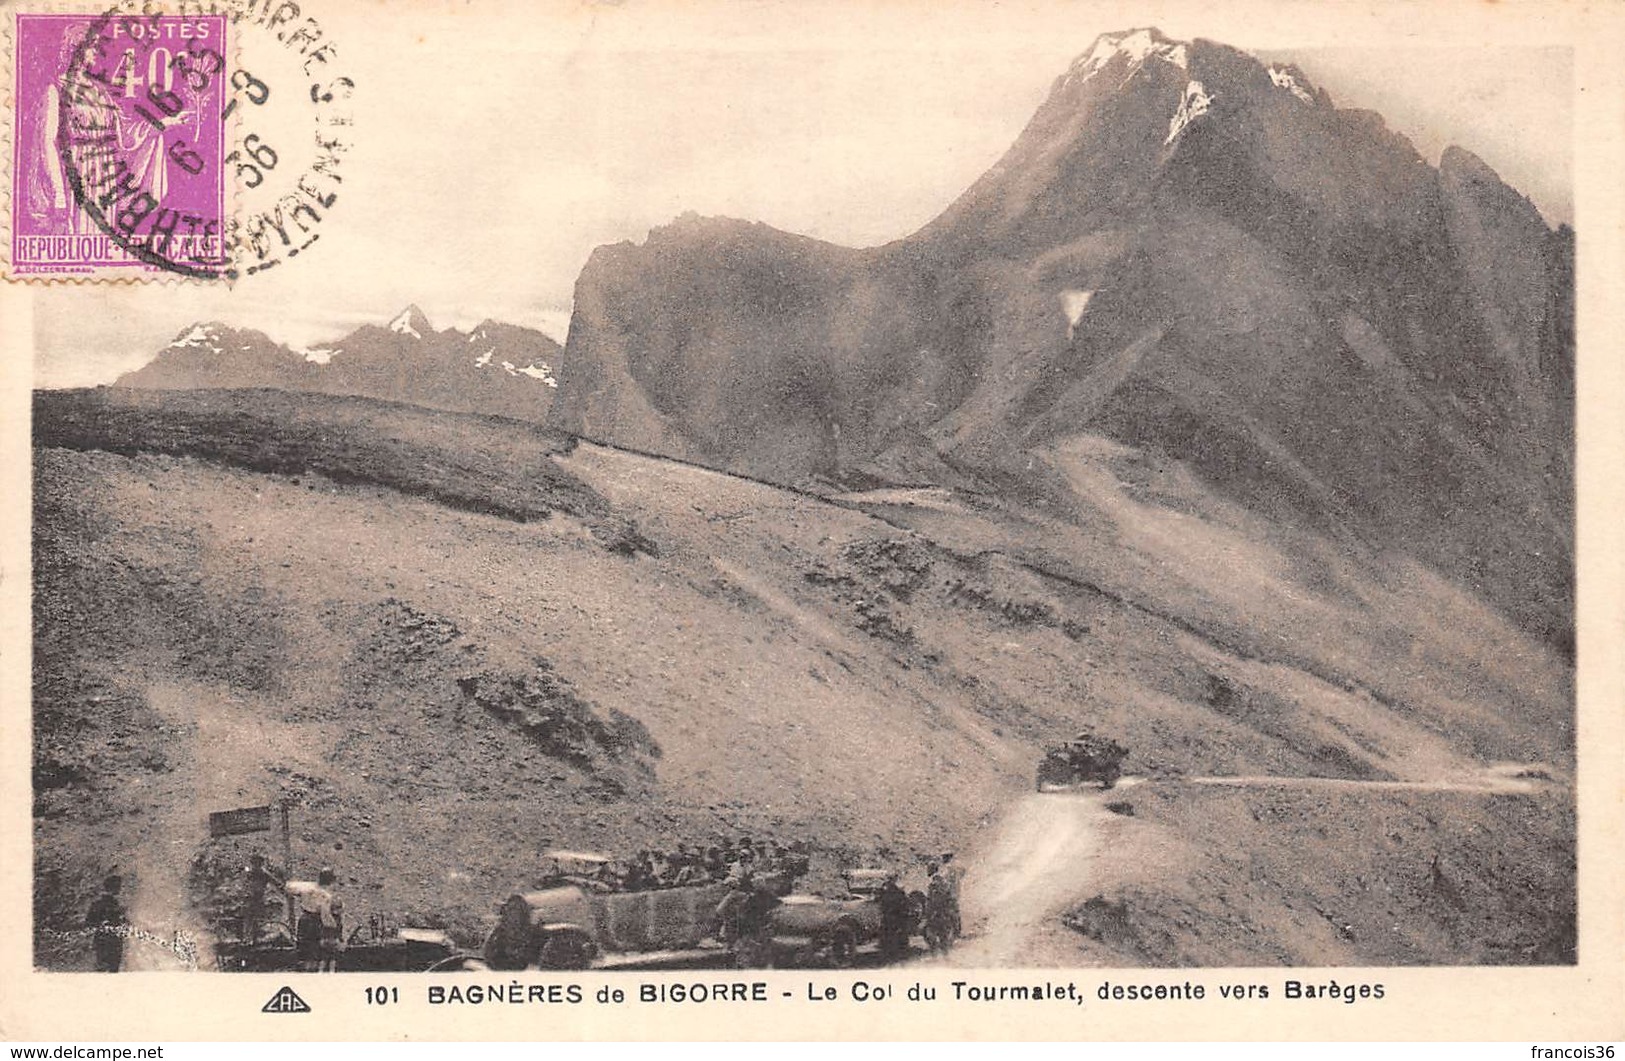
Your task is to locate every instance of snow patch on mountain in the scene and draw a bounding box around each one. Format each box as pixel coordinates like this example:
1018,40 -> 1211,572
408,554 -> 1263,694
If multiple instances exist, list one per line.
1066,28 -> 1188,87
520,363 -> 558,387
474,349 -> 495,367
1268,66 -> 1315,105
490,359 -> 559,386
303,346 -> 339,364
388,306 -> 430,338
1060,289 -> 1095,340
173,324 -> 224,352
1166,80 -> 1214,144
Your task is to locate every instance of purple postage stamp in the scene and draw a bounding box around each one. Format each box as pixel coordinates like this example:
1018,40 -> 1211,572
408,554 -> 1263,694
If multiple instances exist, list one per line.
9,10 -> 229,278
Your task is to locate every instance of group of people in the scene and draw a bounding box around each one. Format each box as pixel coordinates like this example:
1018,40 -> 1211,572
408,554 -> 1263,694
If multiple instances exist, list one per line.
876,854 -> 963,958
589,838 -> 810,893
83,855 -> 348,974
86,841 -> 961,971
238,854 -> 345,972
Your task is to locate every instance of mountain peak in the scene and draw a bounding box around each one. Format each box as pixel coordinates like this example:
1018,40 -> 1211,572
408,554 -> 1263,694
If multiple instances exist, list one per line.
170,322 -> 228,350
388,305 -> 433,339
1439,144 -> 1502,185
1066,27 -> 1189,83
120,306 -> 567,423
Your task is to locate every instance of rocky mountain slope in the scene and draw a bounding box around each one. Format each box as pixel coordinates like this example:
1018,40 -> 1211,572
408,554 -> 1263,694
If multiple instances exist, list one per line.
117,307 -> 564,424
549,28 -> 1574,649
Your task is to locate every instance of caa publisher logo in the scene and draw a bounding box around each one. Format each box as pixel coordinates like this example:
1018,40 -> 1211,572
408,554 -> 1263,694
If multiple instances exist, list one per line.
262,985 -> 312,1013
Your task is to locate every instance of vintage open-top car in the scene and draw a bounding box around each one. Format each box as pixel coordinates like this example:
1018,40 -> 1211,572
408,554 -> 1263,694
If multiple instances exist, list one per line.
1036,732 -> 1128,790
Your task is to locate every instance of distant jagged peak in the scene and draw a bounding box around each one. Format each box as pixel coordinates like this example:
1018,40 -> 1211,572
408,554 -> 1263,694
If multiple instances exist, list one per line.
464,319 -> 562,353
170,321 -> 230,350
165,321 -> 283,355
387,304 -> 433,339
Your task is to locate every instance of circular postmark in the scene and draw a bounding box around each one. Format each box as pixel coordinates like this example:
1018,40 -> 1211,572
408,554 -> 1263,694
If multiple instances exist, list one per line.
55,0 -> 354,280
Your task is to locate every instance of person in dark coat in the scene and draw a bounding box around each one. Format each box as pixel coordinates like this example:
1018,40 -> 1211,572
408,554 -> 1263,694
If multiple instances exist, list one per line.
242,854 -> 283,944
939,852 -> 964,937
923,862 -> 955,953
86,874 -> 128,972
877,874 -> 912,960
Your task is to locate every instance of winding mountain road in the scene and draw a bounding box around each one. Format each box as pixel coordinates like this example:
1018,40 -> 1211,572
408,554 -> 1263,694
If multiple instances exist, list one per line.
939,766 -> 1556,966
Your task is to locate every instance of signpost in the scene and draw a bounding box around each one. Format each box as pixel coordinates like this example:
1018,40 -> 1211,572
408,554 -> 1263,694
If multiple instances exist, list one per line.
208,805 -> 272,837
281,803 -> 294,933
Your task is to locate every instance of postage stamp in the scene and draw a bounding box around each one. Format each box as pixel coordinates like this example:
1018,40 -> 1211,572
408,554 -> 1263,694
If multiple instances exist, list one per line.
9,10 -> 230,278
4,0 -> 353,283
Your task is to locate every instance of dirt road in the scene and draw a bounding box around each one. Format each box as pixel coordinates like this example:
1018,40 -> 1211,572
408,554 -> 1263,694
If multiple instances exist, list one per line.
940,789 -> 1117,967
1183,762 -> 1552,796
123,682 -> 334,970
939,765 -> 1559,967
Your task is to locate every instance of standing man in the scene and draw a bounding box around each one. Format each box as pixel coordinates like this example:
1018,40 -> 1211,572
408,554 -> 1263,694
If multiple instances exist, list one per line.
314,867 -> 344,973
924,862 -> 954,954
242,854 -> 283,945
714,863 -> 751,944
291,867 -> 344,972
877,873 -> 911,961
85,874 -> 128,972
715,862 -> 777,966
939,852 -> 964,939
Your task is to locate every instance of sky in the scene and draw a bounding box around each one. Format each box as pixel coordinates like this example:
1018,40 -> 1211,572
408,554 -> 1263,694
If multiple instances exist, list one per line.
26,0 -> 1579,388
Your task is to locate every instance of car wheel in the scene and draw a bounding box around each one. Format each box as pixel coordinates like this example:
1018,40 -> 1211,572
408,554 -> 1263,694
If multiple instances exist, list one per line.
537,931 -> 592,970
425,954 -> 490,973
733,935 -> 774,970
823,924 -> 858,968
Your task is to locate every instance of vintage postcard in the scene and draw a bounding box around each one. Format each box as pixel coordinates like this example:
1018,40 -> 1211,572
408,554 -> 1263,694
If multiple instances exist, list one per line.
0,0 -> 1620,1043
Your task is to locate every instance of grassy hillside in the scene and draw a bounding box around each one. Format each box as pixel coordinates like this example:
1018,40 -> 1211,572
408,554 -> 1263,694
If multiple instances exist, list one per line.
33,388 -> 1573,968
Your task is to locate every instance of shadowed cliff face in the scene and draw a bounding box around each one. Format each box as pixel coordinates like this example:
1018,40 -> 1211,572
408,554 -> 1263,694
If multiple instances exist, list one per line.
550,29 -> 1573,647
